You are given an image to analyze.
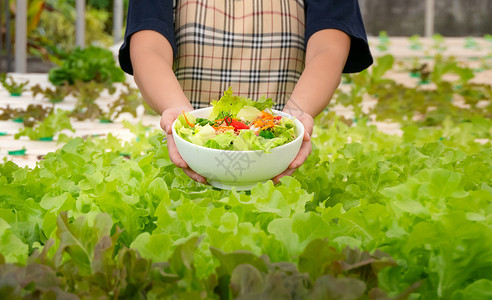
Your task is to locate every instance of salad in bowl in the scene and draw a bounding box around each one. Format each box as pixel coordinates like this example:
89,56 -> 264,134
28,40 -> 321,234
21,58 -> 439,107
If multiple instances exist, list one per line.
171,88 -> 304,190
174,88 -> 297,152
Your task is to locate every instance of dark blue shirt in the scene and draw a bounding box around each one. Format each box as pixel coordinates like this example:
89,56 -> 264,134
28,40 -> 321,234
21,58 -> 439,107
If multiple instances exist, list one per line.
119,0 -> 373,74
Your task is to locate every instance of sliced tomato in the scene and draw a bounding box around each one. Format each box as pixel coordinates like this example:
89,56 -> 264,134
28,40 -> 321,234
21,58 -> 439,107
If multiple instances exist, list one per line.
230,119 -> 249,130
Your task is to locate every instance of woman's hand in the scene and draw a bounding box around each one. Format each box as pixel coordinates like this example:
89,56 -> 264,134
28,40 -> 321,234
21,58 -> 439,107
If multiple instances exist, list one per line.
130,31 -> 206,183
272,110 -> 313,184
160,105 -> 208,184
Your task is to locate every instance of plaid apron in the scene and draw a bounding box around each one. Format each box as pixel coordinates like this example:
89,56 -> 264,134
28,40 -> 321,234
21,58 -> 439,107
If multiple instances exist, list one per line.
173,0 -> 306,109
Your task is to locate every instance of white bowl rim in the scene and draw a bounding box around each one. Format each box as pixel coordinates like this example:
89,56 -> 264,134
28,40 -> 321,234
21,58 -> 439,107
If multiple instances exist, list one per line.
171,107 -> 305,154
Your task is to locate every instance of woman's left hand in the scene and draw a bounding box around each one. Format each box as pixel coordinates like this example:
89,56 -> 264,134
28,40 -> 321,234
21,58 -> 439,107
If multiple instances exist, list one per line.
272,111 -> 313,184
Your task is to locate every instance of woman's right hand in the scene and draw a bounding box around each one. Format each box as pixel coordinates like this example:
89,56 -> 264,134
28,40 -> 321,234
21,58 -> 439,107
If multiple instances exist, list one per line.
160,105 -> 208,184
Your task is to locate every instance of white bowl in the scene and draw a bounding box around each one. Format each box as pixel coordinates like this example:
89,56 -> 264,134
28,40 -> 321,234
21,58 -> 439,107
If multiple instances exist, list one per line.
172,107 -> 304,190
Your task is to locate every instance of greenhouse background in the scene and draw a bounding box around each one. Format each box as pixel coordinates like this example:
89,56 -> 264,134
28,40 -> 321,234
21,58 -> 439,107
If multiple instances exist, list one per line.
0,0 -> 491,299
3,0 -> 492,73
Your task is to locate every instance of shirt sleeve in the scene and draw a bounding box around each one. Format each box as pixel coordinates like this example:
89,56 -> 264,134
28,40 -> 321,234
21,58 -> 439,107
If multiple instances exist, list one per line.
304,0 -> 373,73
118,0 -> 176,75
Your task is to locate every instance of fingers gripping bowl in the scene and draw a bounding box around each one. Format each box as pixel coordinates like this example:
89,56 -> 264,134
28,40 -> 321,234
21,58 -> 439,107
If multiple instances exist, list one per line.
171,107 -> 304,190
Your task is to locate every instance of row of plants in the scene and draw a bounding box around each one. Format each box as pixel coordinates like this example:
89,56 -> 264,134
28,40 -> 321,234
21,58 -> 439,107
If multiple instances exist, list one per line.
1,219 -> 413,299
0,109 -> 490,298
0,82 -> 144,141
0,46 -> 155,141
337,54 -> 492,126
0,83 -> 144,140
2,51 -> 490,142
1,45 -> 491,298
375,31 -> 492,52
2,46 -> 125,96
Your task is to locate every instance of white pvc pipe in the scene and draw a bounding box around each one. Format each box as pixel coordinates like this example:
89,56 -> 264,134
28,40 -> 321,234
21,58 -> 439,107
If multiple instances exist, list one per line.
113,0 -> 123,43
76,0 -> 85,48
425,0 -> 435,37
14,0 -> 27,73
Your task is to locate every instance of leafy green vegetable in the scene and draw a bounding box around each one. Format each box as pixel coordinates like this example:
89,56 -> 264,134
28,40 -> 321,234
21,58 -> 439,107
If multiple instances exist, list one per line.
336,54 -> 492,126
48,46 -> 125,86
236,105 -> 262,122
209,87 -> 275,120
205,131 -> 236,149
0,74 -> 29,95
196,117 -> 214,126
0,217 -> 29,263
2,111 -> 491,298
31,83 -> 73,103
176,89 -> 295,151
106,83 -> 144,120
1,54 -> 492,299
14,109 -> 74,140
258,129 -> 274,139
0,104 -> 52,128
376,31 -> 390,51
70,80 -> 116,121
188,124 -> 216,147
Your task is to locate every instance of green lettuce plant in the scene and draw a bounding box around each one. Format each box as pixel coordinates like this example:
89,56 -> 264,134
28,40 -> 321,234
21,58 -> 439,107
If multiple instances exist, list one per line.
409,34 -> 423,50
71,80 -> 116,121
432,34 -> 447,51
377,31 -> 390,52
106,83 -> 144,120
0,73 -> 29,96
31,83 -> 73,103
14,109 -> 74,140
0,113 -> 490,299
48,46 -> 125,87
0,57 -> 491,299
0,104 -> 52,127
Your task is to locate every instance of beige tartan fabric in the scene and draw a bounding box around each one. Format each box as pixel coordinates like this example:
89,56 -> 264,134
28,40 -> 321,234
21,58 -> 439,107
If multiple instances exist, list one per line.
173,0 -> 306,109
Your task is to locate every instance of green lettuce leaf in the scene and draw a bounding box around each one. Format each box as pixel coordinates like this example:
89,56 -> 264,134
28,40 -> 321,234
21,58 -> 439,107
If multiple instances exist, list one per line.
0,217 -> 29,263
209,87 -> 275,120
188,124 -> 216,147
206,131 -> 236,149
236,106 -> 262,122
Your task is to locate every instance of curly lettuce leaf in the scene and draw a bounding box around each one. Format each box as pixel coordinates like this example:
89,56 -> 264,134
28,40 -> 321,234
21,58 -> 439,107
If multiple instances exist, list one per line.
206,131 -> 236,150
209,87 -> 275,120
236,106 -> 262,123
188,124 -> 216,147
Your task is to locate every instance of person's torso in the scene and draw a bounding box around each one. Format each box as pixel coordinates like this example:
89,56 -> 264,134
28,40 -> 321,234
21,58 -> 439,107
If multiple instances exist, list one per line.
173,0 -> 306,109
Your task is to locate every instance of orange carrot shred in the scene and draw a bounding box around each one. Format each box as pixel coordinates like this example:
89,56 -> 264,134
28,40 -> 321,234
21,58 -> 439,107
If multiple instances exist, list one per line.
182,111 -> 195,127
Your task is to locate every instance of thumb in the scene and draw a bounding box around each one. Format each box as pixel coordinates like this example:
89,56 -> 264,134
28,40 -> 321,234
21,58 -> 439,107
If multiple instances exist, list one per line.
160,113 -> 174,134
303,130 -> 311,142
302,120 -> 313,142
